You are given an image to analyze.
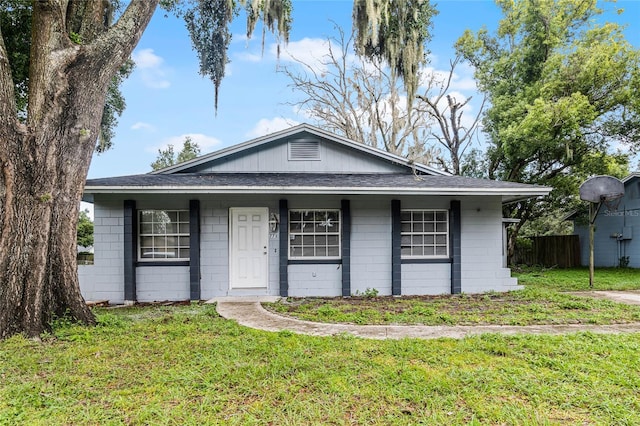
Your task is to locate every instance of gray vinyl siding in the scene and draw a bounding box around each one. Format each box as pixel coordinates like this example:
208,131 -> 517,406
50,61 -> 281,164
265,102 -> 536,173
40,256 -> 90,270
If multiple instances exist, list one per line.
575,179 -> 640,268
183,138 -> 408,174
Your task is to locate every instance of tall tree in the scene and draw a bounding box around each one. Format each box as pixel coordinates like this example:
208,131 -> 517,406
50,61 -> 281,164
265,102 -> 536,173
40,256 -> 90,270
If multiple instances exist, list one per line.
415,56 -> 485,175
0,0 -> 290,339
151,136 -> 201,171
0,0 -> 432,339
456,0 -> 639,257
282,25 -> 437,162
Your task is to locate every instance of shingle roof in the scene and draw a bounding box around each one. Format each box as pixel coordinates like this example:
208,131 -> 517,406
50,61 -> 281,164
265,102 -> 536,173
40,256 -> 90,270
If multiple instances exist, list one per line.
87,172 -> 530,188
84,172 -> 550,203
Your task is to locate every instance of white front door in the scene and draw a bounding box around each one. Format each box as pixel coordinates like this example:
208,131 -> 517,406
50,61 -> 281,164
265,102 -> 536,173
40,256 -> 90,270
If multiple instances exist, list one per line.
229,208 -> 269,289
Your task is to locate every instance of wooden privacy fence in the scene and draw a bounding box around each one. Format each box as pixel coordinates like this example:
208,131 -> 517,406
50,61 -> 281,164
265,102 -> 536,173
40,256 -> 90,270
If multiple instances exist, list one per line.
512,235 -> 581,268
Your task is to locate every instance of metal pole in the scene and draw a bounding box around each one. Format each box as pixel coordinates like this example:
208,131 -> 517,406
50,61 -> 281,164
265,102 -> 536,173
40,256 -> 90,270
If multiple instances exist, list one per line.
589,203 -> 595,289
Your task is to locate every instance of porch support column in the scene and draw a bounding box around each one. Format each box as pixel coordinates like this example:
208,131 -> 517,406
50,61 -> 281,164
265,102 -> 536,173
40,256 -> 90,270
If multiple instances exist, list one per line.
279,199 -> 288,297
123,200 -> 137,302
189,200 -> 201,301
391,199 -> 402,296
450,200 -> 462,294
341,199 -> 351,297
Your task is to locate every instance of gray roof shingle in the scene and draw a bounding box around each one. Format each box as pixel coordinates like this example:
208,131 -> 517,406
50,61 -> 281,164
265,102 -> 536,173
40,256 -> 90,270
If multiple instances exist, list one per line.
83,173 -> 552,203
85,172 -> 547,193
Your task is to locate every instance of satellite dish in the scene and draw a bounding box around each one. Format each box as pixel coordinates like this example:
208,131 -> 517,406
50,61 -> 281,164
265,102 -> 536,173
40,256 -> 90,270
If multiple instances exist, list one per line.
579,175 -> 624,203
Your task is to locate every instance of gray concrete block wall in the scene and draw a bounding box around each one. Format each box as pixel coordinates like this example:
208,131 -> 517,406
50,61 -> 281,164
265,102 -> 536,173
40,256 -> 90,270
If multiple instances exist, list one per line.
199,196 -> 281,298
460,197 -> 519,292
199,206 -> 230,299
137,266 -> 190,302
401,263 -> 450,295
288,264 -> 342,297
78,197 -> 125,303
350,199 -> 392,296
81,193 -> 522,301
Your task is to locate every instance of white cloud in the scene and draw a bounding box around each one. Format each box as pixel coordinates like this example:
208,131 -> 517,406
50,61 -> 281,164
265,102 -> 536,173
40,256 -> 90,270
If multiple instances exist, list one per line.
132,48 -> 171,89
246,118 -> 301,139
147,133 -> 222,154
235,51 -> 263,63
131,122 -> 155,132
80,201 -> 94,220
268,38 -> 340,74
419,61 -> 479,95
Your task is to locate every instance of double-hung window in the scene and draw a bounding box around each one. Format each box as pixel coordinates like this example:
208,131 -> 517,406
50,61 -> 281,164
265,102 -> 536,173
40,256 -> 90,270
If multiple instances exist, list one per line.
401,210 -> 449,258
289,210 -> 341,259
138,210 -> 190,261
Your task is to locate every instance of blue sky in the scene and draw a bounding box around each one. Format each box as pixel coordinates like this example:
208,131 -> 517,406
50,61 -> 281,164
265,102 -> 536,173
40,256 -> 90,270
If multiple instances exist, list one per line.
87,0 -> 640,179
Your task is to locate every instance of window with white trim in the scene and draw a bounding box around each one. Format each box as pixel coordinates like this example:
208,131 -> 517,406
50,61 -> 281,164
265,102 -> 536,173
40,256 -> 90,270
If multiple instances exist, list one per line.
289,210 -> 341,259
401,210 -> 449,258
138,210 -> 190,261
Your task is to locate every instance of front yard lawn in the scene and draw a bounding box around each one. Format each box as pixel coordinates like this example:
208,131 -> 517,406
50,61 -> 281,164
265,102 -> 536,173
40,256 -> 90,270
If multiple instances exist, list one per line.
264,288 -> 640,326
514,266 -> 640,291
1,304 -> 640,425
264,267 -> 640,326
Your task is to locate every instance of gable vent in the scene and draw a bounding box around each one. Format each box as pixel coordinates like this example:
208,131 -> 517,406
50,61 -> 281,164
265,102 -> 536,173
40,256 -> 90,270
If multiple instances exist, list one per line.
288,138 -> 320,161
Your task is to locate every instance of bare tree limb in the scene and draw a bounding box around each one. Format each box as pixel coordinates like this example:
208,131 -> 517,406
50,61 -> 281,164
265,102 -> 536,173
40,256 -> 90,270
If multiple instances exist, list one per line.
415,56 -> 486,175
282,23 -> 435,162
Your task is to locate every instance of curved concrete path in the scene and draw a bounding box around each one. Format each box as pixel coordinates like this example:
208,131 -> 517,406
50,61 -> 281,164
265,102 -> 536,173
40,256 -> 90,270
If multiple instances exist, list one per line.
216,300 -> 640,340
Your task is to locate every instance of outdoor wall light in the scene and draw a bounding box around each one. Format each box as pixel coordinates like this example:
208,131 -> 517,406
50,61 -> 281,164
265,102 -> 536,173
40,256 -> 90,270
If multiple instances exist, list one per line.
269,213 -> 279,232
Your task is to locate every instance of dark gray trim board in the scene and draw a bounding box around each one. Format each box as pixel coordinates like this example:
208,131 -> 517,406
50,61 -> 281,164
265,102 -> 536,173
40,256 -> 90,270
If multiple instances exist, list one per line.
123,200 -> 137,302
189,199 -> 201,300
402,258 -> 452,264
391,199 -> 402,296
288,259 -> 342,265
450,200 -> 462,294
136,261 -> 190,267
341,199 -> 351,297
279,199 -> 288,297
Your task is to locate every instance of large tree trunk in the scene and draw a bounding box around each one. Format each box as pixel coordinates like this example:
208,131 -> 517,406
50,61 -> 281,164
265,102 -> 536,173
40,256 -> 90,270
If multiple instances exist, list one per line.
0,0 -> 158,339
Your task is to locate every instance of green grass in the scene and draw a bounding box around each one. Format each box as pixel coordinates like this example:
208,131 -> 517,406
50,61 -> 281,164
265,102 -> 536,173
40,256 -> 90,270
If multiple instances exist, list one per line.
514,266 -> 640,291
264,268 -> 640,327
1,305 -> 639,425
265,288 -> 640,326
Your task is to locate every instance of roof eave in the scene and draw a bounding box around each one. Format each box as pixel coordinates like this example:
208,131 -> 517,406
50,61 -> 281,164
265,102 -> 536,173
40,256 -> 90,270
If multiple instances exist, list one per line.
83,185 -> 551,199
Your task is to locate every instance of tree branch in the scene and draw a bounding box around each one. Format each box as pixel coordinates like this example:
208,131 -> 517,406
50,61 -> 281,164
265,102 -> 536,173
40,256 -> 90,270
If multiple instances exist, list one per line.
87,0 -> 159,78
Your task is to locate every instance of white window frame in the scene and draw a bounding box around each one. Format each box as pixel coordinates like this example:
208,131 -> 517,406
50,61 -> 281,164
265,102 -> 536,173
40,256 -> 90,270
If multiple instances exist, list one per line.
288,209 -> 341,260
401,209 -> 449,259
138,210 -> 190,261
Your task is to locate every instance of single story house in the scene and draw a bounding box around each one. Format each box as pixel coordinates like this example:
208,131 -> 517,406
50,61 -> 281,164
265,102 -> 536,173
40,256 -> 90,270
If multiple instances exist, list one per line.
79,124 -> 551,303
573,173 -> 639,268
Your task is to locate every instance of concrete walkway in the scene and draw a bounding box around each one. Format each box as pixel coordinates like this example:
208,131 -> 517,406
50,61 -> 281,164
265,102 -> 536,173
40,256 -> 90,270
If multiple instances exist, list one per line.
570,290 -> 640,305
215,292 -> 640,340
